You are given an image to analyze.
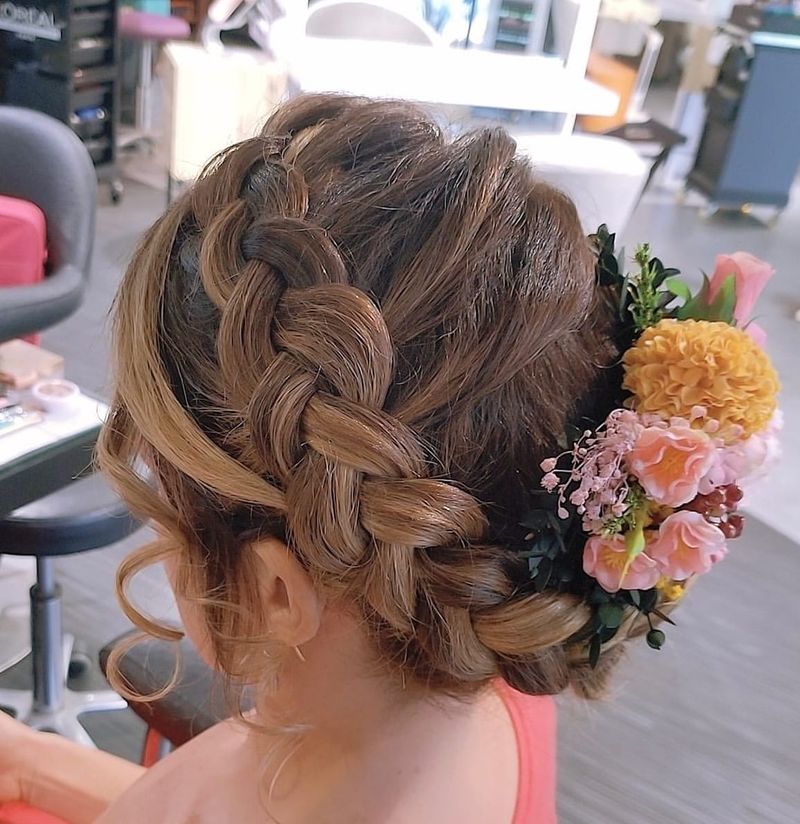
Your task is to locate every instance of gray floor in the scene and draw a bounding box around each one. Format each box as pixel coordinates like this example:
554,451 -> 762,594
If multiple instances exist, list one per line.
3,165 -> 799,822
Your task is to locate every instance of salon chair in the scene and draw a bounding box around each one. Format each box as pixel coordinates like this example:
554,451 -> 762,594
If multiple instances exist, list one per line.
0,107 -> 95,342
100,632 -> 230,764
0,476 -> 141,745
0,108 -> 142,745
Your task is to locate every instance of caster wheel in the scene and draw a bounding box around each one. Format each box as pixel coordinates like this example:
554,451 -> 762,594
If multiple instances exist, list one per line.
68,650 -> 92,679
110,180 -> 124,204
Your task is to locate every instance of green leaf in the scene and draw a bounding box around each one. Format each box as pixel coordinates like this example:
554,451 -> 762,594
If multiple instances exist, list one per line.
653,262 -> 681,288
676,274 -> 712,321
618,273 -> 631,321
651,608 -> 677,627
707,273 -> 736,324
598,626 -> 621,643
533,558 -> 553,592
628,590 -> 641,608
624,525 -> 646,557
639,588 -> 658,613
657,291 -> 677,311
598,603 -> 624,629
589,635 -> 602,668
665,276 -> 692,303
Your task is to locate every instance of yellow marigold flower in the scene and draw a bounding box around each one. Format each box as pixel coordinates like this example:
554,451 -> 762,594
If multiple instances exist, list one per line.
623,319 -> 780,440
655,576 -> 686,602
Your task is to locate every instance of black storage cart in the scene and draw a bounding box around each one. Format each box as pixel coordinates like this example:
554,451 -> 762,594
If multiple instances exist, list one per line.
686,27 -> 800,225
0,0 -> 124,203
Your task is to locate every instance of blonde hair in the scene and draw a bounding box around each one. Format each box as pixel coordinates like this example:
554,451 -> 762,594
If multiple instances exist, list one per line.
99,94 -> 635,702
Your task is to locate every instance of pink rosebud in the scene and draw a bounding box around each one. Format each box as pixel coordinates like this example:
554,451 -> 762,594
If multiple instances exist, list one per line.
540,457 -> 558,472
627,425 -> 717,507
647,510 -> 727,579
745,321 -> 768,348
709,252 -> 773,327
583,534 -> 661,593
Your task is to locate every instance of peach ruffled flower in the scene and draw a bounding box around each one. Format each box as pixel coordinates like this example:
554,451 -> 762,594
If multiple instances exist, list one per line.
622,319 -> 780,441
709,252 -> 773,332
627,424 -> 716,507
646,510 -> 727,580
583,534 -> 661,593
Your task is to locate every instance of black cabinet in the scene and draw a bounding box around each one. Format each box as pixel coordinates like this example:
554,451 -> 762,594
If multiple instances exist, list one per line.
688,30 -> 800,214
0,0 -> 122,199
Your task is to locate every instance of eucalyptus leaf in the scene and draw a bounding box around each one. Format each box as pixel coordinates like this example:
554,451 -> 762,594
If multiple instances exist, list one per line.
598,603 -> 624,629
589,588 -> 611,605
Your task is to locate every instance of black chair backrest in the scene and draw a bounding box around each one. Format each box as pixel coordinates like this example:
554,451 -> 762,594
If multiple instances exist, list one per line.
0,106 -> 96,341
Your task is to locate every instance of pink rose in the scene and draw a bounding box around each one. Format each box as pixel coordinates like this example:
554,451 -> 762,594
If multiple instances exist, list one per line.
709,252 -> 773,330
647,510 -> 727,579
583,534 -> 661,593
699,409 -> 783,494
627,425 -> 717,507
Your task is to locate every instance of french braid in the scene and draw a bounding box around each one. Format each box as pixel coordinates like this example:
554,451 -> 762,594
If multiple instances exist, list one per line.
99,94 -> 623,698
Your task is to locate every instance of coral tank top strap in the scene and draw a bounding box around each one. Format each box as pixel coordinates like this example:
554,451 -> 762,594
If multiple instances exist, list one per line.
495,680 -> 558,824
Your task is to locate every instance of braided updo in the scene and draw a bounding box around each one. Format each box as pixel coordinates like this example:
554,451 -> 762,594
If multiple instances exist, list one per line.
99,94 -> 622,700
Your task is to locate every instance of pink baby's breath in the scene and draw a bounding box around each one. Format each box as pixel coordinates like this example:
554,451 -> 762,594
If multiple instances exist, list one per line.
539,409 -> 647,534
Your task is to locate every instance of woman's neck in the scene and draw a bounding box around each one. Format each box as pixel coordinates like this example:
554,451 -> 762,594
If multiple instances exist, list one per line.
244,608 -> 518,823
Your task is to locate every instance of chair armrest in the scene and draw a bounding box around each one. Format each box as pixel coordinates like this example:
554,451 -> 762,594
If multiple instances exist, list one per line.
0,263 -> 84,342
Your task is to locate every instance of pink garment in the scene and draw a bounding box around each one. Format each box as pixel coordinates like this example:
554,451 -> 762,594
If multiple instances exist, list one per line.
0,802 -> 67,824
2,683 -> 557,824
496,680 -> 558,824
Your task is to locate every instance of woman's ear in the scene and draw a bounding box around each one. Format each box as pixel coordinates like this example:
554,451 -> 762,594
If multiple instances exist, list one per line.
250,538 -> 322,647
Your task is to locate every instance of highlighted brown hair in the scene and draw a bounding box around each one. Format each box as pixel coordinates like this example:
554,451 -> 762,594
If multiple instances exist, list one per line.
98,94 -> 625,700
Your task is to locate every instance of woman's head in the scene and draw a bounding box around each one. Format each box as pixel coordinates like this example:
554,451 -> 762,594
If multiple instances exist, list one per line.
99,94 -> 620,700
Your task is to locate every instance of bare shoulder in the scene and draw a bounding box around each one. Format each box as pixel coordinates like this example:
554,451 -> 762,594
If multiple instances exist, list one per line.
94,719 -> 261,824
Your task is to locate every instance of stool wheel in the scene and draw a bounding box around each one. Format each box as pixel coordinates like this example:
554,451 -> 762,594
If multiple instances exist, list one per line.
68,649 -> 93,679
110,179 -> 124,204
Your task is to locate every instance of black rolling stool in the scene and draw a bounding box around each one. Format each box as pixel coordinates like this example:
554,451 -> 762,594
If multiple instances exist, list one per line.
100,633 -> 231,765
0,474 -> 140,746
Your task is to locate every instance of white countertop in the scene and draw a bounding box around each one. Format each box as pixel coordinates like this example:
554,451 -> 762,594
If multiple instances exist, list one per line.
296,38 -> 620,117
0,394 -> 107,469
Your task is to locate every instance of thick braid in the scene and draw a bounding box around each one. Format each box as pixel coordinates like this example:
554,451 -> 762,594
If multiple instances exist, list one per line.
105,95 -> 621,698
187,143 -> 592,688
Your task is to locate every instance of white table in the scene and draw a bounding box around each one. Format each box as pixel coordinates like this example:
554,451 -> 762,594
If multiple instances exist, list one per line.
295,38 -> 620,117
0,393 -> 107,672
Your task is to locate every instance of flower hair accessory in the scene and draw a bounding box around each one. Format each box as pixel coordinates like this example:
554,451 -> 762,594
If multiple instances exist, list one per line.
527,226 -> 781,666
